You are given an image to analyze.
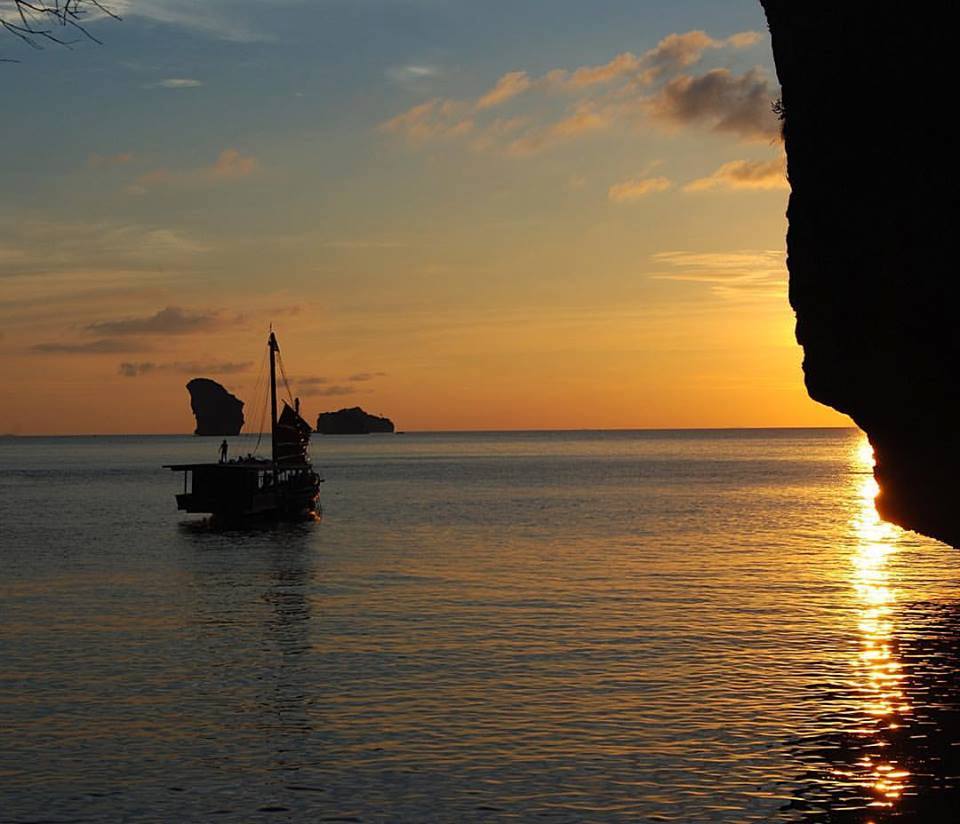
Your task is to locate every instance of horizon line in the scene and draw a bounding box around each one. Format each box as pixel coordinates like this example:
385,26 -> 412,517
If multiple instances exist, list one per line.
1,425 -> 859,438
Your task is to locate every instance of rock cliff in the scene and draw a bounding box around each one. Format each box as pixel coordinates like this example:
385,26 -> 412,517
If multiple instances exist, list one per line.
317,407 -> 395,435
761,2 -> 960,545
186,378 -> 244,436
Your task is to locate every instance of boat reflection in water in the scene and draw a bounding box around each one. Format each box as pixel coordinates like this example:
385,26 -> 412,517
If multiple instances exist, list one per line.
790,436 -> 960,821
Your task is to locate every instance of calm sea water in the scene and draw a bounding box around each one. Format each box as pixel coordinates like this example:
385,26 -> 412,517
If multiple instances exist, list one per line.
2,429 -> 960,822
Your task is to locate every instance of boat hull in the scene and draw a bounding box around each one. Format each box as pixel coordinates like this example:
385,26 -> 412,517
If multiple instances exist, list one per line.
167,461 -> 321,521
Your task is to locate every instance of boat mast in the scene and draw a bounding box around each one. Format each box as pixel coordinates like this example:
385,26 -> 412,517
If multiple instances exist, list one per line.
269,331 -> 279,464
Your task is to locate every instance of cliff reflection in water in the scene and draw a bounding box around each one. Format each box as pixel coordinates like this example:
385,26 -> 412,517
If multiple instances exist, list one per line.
790,437 -> 960,821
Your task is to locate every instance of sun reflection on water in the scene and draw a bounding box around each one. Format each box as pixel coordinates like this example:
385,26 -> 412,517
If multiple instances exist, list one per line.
844,434 -> 911,808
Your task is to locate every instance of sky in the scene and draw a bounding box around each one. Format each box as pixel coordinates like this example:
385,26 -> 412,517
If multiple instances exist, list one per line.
0,0 -> 849,434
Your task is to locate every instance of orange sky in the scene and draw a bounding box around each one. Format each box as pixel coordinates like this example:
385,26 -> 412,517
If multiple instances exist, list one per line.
0,2 -> 850,434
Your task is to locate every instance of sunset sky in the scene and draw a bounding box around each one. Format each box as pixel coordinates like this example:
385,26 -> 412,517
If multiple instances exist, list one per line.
0,0 -> 849,434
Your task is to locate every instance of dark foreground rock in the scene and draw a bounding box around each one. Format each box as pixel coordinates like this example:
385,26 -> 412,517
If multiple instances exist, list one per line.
186,378 -> 244,436
761,2 -> 960,545
317,407 -> 394,435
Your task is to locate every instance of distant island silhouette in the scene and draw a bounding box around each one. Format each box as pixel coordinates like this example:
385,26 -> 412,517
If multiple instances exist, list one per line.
761,3 -> 960,546
317,407 -> 395,435
186,378 -> 244,436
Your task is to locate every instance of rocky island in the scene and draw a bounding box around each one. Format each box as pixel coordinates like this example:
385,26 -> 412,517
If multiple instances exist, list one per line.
186,378 -> 245,436
761,3 -> 960,545
317,407 -> 395,435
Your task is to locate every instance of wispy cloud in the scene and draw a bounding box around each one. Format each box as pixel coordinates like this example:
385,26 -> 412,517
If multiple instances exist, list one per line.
317,240 -> 407,250
386,64 -> 441,91
0,220 -> 210,280
684,156 -> 787,192
299,384 -> 356,398
32,339 -> 149,354
608,175 -> 672,202
106,0 -> 283,43
119,360 -> 252,377
209,148 -> 257,179
131,148 -> 258,192
380,99 -> 474,142
290,371 -> 385,396
151,78 -> 202,89
380,29 -> 774,155
477,71 -> 532,109
346,371 -> 387,382
88,152 -> 134,168
505,104 -> 609,156
88,306 -> 224,336
651,249 -> 786,300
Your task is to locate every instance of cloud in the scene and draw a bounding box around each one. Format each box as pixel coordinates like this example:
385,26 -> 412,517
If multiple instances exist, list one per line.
292,373 -> 383,392
386,64 -> 441,92
173,361 -> 252,375
104,0 -> 284,43
477,71 -> 532,109
0,220 -> 209,280
608,175 -> 672,202
133,148 -> 258,192
119,362 -> 156,377
645,68 -> 779,142
650,249 -> 786,300
639,31 -> 759,83
379,99 -> 474,142
152,78 -> 202,89
505,103 -> 610,156
299,384 -> 355,397
32,339 -> 149,354
210,148 -> 258,179
88,152 -> 134,168
269,303 -> 305,317
388,64 -> 437,80
554,52 -> 643,90
346,371 -> 387,382
87,306 -> 223,336
380,29 -> 772,155
726,31 -> 763,48
119,360 -> 253,377
684,157 -> 787,192
535,31 -> 758,92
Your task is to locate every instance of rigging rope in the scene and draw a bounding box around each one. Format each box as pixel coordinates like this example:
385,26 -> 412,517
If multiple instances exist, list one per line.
276,349 -> 296,408
245,345 -> 268,456
253,340 -> 270,455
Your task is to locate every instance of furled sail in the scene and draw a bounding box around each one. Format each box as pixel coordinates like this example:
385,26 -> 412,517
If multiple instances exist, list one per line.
275,402 -> 312,464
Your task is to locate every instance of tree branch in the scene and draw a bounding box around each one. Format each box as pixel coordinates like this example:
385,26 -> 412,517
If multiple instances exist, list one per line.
1,1 -> 119,59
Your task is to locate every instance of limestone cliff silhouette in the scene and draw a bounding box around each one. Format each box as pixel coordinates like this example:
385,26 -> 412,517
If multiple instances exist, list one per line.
761,2 -> 960,546
186,378 -> 244,436
316,407 -> 394,435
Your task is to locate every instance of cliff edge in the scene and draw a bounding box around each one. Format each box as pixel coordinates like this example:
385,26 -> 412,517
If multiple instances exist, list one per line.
761,2 -> 960,545
186,378 -> 245,436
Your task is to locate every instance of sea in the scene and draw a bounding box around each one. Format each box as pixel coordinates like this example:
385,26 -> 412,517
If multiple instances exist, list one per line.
3,428 -> 960,822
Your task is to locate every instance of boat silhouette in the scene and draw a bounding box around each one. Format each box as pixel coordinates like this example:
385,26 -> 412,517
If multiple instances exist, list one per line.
164,332 -> 321,520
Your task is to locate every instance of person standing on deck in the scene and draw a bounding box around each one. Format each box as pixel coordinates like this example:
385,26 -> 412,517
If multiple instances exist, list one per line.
219,439 -> 228,463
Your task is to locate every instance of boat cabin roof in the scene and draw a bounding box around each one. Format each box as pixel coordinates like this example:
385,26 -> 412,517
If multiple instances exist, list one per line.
164,460 -> 311,472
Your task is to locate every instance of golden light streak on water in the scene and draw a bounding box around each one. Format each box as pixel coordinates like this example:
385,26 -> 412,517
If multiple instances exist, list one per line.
845,433 -> 911,808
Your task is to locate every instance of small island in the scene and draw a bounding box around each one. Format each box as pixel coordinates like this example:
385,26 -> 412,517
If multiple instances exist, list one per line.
317,406 -> 395,435
186,378 -> 245,436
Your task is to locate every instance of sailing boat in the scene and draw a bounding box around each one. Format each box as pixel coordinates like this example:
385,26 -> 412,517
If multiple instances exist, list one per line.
164,332 -> 321,520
